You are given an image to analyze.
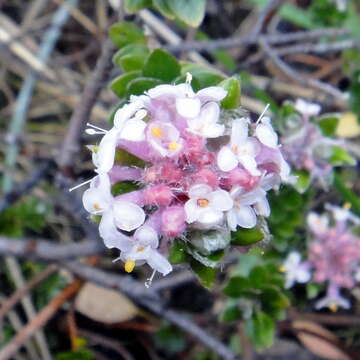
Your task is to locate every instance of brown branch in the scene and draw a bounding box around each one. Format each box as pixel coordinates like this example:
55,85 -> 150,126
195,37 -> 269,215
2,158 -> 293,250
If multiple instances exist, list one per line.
166,28 -> 349,53
0,236 -> 104,261
57,37 -> 116,172
0,279 -> 83,360
0,264 -> 58,322
259,38 -> 345,100
65,262 -> 239,360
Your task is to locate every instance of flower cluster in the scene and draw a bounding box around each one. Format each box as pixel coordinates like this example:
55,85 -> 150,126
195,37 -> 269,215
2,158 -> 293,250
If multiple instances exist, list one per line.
283,205 -> 360,311
281,99 -> 348,188
80,77 -> 291,277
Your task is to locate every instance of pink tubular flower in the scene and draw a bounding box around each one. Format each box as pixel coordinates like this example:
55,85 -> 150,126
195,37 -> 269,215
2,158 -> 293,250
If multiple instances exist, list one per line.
306,205 -> 360,310
80,79 -> 291,276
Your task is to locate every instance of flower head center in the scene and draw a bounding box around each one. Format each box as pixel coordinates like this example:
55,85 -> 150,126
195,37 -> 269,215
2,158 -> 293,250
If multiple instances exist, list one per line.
125,259 -> 135,273
93,203 -> 102,211
197,198 -> 209,207
168,142 -> 180,151
136,246 -> 145,252
151,127 -> 163,138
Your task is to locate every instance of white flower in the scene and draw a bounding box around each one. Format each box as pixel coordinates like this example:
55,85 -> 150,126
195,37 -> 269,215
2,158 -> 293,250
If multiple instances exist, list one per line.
184,184 -> 233,226
120,225 -> 172,275
147,121 -> 183,157
82,173 -> 145,248
91,100 -> 148,173
217,118 -> 260,175
282,252 -> 311,289
227,187 -> 259,230
295,99 -> 321,118
186,102 -> 225,138
255,116 -> 278,149
307,212 -> 329,236
325,203 -> 360,224
315,284 -> 350,311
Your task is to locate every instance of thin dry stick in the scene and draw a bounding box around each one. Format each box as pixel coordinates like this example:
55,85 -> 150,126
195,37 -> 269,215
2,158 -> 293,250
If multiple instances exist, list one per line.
0,280 -> 83,360
57,38 -> 116,171
0,264 -> 58,322
166,27 -> 350,52
259,38 -> 345,100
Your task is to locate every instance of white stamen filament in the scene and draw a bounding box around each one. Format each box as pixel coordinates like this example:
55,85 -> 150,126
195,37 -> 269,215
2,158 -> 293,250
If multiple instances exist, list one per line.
256,103 -> 270,124
135,109 -> 147,120
68,179 -> 92,192
86,123 -> 108,134
186,72 -> 192,84
145,269 -> 156,288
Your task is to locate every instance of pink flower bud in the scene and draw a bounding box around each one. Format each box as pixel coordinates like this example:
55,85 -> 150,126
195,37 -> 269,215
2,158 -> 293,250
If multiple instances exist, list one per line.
227,167 -> 260,190
161,206 -> 186,238
144,185 -> 173,207
191,168 -> 219,188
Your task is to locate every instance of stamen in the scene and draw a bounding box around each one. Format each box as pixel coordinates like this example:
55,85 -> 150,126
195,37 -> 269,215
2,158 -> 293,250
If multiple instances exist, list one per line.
85,129 -> 105,135
168,142 -> 180,151
125,259 -> 136,273
86,122 -> 107,132
186,72 -> 192,84
93,203 -> 102,211
197,198 -> 209,207
329,303 -> 338,312
135,109 -> 147,120
256,103 -> 270,124
68,179 -> 92,192
151,127 -> 163,138
145,269 -> 156,288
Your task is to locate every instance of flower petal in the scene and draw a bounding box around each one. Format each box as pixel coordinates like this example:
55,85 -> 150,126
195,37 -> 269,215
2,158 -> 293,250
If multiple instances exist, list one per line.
99,210 -> 133,250
203,123 -> 225,138
114,100 -> 144,129
238,154 -> 260,176
134,225 -> 159,248
255,196 -> 270,217
112,201 -> 145,231
208,189 -> 233,211
147,249 -> 172,275
197,208 -> 223,225
255,117 -> 278,148
231,118 -> 249,146
95,128 -> 119,173
188,184 -> 212,198
227,209 -> 238,231
176,97 -> 201,118
184,199 -> 201,223
120,119 -> 146,141
197,86 -> 227,102
235,205 -> 257,228
217,146 -> 238,172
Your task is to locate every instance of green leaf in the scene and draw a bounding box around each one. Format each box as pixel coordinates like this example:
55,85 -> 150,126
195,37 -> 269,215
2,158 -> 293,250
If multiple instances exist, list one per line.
249,266 -> 268,289
223,276 -> 251,297
221,301 -> 242,322
115,148 -> 147,167
245,311 -> 275,350
124,0 -> 152,13
334,172 -> 360,216
292,170 -> 311,194
190,229 -> 231,255
155,325 -> 186,353
306,282 -> 323,300
127,77 -> 163,95
153,0 -> 175,18
118,55 -> 147,72
260,286 -> 290,315
114,43 -> 149,61
233,254 -> 262,277
55,349 -> 94,360
318,116 -> 339,136
109,22 -> 146,48
231,227 -> 264,246
167,0 -> 206,27
110,71 -> 141,97
168,239 -> 187,264
111,181 -> 139,197
143,49 -> 180,82
329,146 -> 356,165
219,77 -> 241,110
190,259 -> 217,288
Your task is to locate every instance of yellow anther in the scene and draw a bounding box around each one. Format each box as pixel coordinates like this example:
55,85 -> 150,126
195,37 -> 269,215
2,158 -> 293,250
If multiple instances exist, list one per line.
136,246 -> 145,253
343,202 -> 351,210
197,198 -> 209,208
168,142 -> 180,151
279,266 -> 287,273
151,127 -> 163,138
232,145 -> 239,153
124,259 -> 136,273
93,203 -> 102,211
329,303 -> 338,312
